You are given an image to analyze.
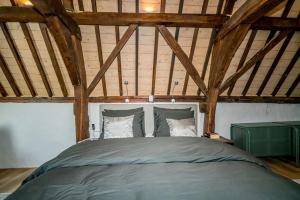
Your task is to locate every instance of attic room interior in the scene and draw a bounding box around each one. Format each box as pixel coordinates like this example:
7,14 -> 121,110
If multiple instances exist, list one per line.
0,0 -> 300,199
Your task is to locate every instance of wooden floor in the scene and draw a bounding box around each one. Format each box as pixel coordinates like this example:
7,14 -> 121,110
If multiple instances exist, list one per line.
0,168 -> 35,193
0,158 -> 299,193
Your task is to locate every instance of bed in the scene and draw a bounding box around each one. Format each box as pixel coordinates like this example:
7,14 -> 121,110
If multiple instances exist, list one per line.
6,137 -> 300,200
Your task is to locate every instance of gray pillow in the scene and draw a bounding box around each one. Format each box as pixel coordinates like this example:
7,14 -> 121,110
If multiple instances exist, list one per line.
153,107 -> 194,137
100,108 -> 145,138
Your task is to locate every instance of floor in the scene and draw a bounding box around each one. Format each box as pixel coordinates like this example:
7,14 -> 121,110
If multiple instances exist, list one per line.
0,158 -> 299,194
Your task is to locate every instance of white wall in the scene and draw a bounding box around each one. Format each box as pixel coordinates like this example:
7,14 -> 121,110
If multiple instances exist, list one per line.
215,103 -> 300,138
0,102 -> 300,168
0,103 -> 75,168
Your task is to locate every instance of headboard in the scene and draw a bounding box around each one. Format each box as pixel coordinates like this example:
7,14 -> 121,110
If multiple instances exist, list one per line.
89,103 -> 203,138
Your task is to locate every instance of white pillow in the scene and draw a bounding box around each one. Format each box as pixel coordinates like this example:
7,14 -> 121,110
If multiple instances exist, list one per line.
166,118 -> 196,137
103,115 -> 134,139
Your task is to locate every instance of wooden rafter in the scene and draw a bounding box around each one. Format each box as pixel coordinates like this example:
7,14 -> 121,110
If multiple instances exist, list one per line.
78,0 -> 84,11
242,0 -> 294,95
88,24 -> 137,96
227,30 -> 257,96
220,30 -> 291,94
1,96 -> 300,104
0,22 -> 36,97
272,47 -> 300,96
91,0 -> 107,97
39,23 -> 68,97
167,0 -> 184,95
257,31 -> 295,96
182,0 -> 209,95
62,0 -> 74,11
0,52 -> 21,97
135,0 -> 139,96
286,74 -> 300,97
21,23 -> 53,97
151,0 -> 166,95
1,7 -> 300,30
115,0 -> 123,96
0,81 -> 8,97
223,0 -> 237,15
197,0 -> 226,95
157,25 -> 207,96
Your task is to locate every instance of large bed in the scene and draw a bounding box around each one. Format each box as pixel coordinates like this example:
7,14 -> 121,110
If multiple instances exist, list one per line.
6,137 -> 300,200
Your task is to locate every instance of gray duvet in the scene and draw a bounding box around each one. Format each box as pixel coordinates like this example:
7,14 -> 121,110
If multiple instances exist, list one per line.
6,137 -> 300,200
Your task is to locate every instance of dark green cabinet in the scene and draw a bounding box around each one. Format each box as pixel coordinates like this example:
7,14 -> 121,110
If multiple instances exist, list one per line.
231,122 -> 299,167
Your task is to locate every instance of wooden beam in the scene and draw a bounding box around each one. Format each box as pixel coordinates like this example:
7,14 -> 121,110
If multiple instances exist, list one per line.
135,0 -> 139,96
30,0 -> 81,39
0,53 -> 21,97
0,82 -> 8,97
216,0 -> 284,40
182,0 -> 210,95
220,30 -> 291,94
1,7 -> 300,30
87,24 -> 137,96
151,0 -> 166,95
78,0 -> 84,11
115,0 -> 123,96
62,0 -> 74,11
91,0 -> 107,96
241,31 -> 276,95
21,23 -> 53,97
227,30 -> 257,96
46,16 -> 80,86
167,0 -> 184,95
1,96 -> 300,104
286,73 -> 300,97
223,0 -> 237,15
272,47 -> 300,96
39,23 -> 68,97
157,25 -> 208,96
0,23 -> 36,97
197,0 -> 225,95
73,35 -> 89,142
257,31 -> 294,96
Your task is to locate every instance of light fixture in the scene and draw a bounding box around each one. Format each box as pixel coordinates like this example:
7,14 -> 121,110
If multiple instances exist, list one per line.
171,81 -> 179,103
124,80 -> 129,103
15,0 -> 33,6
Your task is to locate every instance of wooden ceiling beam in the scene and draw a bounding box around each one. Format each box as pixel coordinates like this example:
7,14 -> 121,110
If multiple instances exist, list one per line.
0,22 -> 36,97
115,0 -> 123,96
91,0 -> 107,96
219,30 -> 291,94
286,74 -> 300,97
78,0 -> 84,11
157,25 -> 208,96
272,47 -> 300,96
216,0 -> 284,40
0,52 -> 21,97
197,0 -> 225,96
223,0 -> 237,15
30,0 -> 81,39
182,0 -> 209,95
167,0 -> 184,96
0,82 -> 8,97
135,0 -> 139,96
241,0 -> 294,96
256,31 -> 295,96
151,0 -> 166,95
227,30 -> 257,96
21,23 -> 53,97
87,24 -> 137,96
62,0 -> 74,12
39,23 -> 68,97
1,7 -> 300,30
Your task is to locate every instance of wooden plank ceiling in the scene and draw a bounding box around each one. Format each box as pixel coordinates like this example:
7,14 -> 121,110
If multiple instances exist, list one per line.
0,0 -> 299,101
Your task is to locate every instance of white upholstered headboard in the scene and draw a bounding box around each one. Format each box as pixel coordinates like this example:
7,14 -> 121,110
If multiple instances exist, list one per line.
89,103 -> 203,138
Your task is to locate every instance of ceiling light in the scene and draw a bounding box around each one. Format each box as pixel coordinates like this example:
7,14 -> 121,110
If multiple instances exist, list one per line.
15,0 -> 33,7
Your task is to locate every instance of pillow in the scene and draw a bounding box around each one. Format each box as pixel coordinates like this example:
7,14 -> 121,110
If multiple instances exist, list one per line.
154,109 -> 194,137
103,115 -> 134,139
166,118 -> 196,137
101,108 -> 145,137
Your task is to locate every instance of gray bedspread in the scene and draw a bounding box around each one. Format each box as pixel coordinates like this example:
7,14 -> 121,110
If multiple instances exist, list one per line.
6,137 -> 300,200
